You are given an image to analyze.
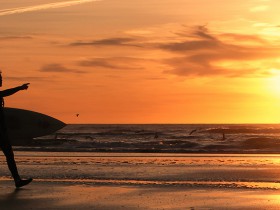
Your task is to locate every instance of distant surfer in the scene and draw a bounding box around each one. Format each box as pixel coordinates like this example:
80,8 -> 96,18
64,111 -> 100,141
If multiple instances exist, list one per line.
154,132 -> 159,139
0,72 -> 32,188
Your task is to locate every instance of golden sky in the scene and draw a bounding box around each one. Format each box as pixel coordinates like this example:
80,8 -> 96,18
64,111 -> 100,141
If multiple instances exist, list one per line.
1,0 -> 280,123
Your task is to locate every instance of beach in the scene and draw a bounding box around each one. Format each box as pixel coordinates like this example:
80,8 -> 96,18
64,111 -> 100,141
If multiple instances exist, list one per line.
1,152 -> 280,209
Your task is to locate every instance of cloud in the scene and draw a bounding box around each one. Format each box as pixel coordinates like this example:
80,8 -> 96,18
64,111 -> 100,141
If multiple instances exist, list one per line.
159,26 -> 280,77
193,25 -> 218,41
219,33 -> 266,44
160,26 -> 221,52
0,36 -> 32,40
70,38 -> 140,47
40,63 -> 85,73
163,56 -> 261,78
250,5 -> 269,12
66,25 -> 280,78
159,40 -> 220,52
0,0 -> 100,17
78,57 -> 146,70
6,76 -> 48,82
144,77 -> 166,80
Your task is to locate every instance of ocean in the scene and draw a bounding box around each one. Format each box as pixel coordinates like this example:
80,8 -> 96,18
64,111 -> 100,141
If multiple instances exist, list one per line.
15,124 -> 280,153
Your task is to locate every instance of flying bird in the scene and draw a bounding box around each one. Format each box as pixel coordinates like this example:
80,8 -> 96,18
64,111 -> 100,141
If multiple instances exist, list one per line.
189,129 -> 197,135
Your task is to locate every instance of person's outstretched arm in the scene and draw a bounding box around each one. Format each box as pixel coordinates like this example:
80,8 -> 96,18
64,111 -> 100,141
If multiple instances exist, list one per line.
0,83 -> 29,97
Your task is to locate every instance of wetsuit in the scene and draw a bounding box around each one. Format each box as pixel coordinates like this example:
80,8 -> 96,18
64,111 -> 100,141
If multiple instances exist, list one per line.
0,97 -> 20,181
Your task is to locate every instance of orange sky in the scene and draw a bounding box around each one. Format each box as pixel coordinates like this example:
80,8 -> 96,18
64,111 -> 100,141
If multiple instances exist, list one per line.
1,0 -> 280,123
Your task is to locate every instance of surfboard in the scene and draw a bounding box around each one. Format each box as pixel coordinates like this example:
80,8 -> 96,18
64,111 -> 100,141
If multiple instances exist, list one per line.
3,107 -> 66,145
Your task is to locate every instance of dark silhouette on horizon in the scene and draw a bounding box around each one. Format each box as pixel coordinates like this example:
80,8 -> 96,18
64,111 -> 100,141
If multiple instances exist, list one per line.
0,71 -> 32,188
154,132 -> 159,139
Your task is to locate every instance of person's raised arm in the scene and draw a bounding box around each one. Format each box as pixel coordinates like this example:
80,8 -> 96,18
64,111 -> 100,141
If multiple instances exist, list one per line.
0,83 -> 29,97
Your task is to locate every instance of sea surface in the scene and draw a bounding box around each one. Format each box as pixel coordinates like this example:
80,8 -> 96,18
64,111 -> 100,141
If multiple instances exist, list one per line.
15,124 -> 280,153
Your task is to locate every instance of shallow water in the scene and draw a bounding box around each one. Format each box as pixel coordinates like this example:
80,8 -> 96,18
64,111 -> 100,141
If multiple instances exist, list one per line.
1,152 -> 280,190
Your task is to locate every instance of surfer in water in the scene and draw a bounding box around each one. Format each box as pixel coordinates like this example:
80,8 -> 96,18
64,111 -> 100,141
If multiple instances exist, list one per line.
0,72 -> 32,188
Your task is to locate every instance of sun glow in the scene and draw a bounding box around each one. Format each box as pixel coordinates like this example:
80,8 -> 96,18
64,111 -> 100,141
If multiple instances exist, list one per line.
266,69 -> 280,95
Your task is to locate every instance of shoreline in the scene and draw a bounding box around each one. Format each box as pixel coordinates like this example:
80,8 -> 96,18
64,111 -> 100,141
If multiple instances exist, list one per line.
10,150 -> 280,156
12,147 -> 280,154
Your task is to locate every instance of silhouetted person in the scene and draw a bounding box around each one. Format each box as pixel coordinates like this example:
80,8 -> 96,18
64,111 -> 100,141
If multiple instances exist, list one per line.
0,72 -> 32,188
154,132 -> 159,139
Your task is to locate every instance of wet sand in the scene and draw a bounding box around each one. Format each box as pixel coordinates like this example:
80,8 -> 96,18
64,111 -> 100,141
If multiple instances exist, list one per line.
1,152 -> 280,209
1,180 -> 280,210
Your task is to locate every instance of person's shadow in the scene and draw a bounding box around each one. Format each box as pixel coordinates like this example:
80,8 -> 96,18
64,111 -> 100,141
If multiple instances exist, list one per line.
0,188 -> 29,209
0,187 -> 49,209
4,188 -> 22,200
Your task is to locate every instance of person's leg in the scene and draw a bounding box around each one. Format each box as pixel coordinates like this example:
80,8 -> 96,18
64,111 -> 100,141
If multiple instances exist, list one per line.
0,136 -> 32,188
1,143 -> 21,182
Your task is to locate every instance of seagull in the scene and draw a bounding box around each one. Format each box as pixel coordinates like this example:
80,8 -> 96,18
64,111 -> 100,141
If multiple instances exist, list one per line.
189,129 -> 197,135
